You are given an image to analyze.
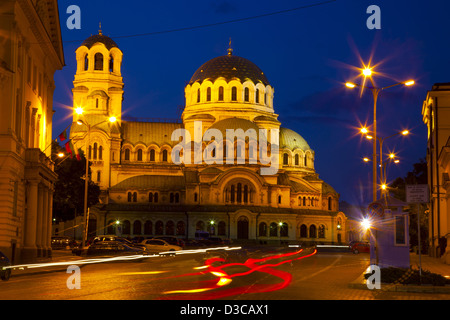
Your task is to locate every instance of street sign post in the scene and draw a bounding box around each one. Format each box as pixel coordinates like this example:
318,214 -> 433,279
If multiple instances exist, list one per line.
406,184 -> 429,282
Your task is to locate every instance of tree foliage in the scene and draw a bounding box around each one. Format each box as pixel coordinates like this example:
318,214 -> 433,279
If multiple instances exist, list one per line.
52,141 -> 100,221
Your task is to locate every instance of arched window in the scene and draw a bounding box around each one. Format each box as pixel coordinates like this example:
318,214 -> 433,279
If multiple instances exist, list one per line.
218,221 -> 226,236
230,185 -> 235,203
144,221 -> 152,235
206,87 -> 211,101
127,192 -> 132,202
318,225 -> 325,238
231,87 -> 237,101
194,192 -> 198,202
309,225 -> 317,238
96,98 -> 99,108
109,55 -> 114,72
244,87 -> 249,102
99,146 -> 103,160
255,89 -> 259,103
154,192 -> 159,203
259,222 -> 267,237
94,53 -> 103,70
197,88 -> 201,103
280,223 -> 288,237
218,86 -> 224,101
133,220 -> 142,235
265,92 -> 268,105
300,224 -> 307,238
84,54 -> 89,71
269,222 -> 278,237
175,193 -> 180,203
165,221 -> 175,235
150,149 -> 155,161
176,221 -> 185,236
278,195 -> 282,204
137,149 -> 143,161
295,154 -> 299,166
155,221 -> 164,235
133,192 -> 137,202
328,197 -> 332,210
93,143 -> 98,160
96,171 -> 101,182
304,154 -> 308,167
162,149 -> 168,162
303,197 -> 306,206
170,192 -> 174,203
124,149 -> 130,161
122,220 -> 131,234
236,183 -> 242,203
283,153 -> 289,165
149,192 -> 153,203
196,220 -> 205,231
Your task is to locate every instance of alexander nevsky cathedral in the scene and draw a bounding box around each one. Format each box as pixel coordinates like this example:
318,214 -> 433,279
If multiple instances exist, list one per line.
69,30 -> 347,244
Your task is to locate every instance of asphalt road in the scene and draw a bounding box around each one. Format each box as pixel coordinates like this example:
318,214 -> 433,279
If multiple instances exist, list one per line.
1,246 -> 450,302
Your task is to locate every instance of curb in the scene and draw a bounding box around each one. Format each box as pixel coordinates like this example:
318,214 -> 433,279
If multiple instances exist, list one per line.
348,272 -> 450,294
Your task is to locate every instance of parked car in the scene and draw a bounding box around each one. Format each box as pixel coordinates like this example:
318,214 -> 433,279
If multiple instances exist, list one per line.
140,239 -> 182,253
86,241 -> 147,256
90,235 -> 146,250
0,251 -> 11,281
152,236 -> 185,248
51,236 -> 77,250
350,241 -> 370,254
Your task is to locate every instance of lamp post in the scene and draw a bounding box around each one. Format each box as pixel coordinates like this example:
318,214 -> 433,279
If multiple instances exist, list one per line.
346,70 -> 414,202
76,109 -> 117,248
360,128 -> 409,198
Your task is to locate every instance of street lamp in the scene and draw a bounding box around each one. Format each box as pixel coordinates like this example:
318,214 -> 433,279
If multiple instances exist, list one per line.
359,127 -> 409,198
346,68 -> 414,202
76,109 -> 117,248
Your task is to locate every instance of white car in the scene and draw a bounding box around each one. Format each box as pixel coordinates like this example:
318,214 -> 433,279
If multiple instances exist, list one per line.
140,239 -> 182,254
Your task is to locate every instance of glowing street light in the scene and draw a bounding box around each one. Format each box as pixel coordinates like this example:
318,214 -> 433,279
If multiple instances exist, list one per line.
345,63 -> 414,201
361,218 -> 371,231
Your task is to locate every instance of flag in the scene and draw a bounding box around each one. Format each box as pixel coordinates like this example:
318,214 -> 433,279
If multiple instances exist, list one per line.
58,129 -> 67,142
65,140 -> 81,160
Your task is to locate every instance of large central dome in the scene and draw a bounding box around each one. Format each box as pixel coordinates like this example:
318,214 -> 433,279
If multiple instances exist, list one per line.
189,54 -> 269,86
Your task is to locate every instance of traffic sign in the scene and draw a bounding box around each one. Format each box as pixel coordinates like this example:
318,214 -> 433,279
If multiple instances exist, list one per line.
368,202 -> 384,218
406,184 -> 429,203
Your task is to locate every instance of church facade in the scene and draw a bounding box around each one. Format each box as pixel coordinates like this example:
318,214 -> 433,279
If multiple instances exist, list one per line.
69,32 -> 347,244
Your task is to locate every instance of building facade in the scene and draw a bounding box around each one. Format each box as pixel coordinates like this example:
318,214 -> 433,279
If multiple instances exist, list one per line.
422,83 -> 450,263
68,33 -> 347,244
0,0 -> 64,263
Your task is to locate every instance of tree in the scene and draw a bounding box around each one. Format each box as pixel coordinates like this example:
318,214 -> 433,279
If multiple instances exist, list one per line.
52,141 -> 100,222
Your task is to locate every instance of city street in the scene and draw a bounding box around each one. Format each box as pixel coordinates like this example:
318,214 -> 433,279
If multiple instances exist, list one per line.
1,246 -> 450,301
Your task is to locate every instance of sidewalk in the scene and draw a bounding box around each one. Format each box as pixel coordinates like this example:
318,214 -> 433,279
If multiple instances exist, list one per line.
349,252 -> 450,293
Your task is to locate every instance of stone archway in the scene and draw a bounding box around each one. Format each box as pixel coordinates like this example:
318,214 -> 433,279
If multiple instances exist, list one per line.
237,216 -> 249,239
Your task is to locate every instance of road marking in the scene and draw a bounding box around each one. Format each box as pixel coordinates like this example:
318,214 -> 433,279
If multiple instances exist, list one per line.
296,255 -> 342,281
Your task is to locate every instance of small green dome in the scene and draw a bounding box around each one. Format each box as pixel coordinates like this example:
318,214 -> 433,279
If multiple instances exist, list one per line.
279,127 -> 311,151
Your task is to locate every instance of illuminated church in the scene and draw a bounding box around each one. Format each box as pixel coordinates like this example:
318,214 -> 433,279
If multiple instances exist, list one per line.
69,31 -> 347,243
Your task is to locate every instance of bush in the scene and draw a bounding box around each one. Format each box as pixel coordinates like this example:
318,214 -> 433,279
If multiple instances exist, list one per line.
364,267 -> 450,286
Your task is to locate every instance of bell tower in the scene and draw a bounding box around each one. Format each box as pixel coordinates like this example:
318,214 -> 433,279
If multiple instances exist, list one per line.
70,28 -> 124,201
72,26 -> 124,121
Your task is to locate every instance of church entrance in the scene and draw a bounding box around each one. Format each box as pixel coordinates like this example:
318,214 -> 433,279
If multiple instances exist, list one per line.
237,216 -> 249,239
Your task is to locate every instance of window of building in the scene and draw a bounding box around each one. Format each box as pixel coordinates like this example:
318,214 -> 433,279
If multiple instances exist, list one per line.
99,146 -> 103,160
144,221 -> 152,235
174,221 -> 184,236
206,87 -> 211,101
295,154 -> 299,166
318,225 -> 325,238
283,153 -> 289,165
150,149 -> 155,161
94,53 -> 103,70
124,149 -> 130,161
165,221 -> 175,235
84,54 -> 89,71
231,87 -> 237,101
269,222 -> 278,237
109,55 -> 114,72
255,89 -> 259,103
93,143 -> 98,159
155,221 -> 164,235
133,220 -> 142,235
137,149 -> 143,161
97,171 -> 101,182
244,87 -> 249,102
259,222 -> 267,237
197,88 -> 201,103
300,224 -> 307,238
309,225 -> 317,238
328,197 -> 332,210
218,221 -> 226,236
218,86 -> 224,101
162,149 -> 168,162
280,223 -> 288,237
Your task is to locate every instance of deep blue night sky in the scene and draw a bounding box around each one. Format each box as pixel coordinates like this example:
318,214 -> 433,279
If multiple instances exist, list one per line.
53,0 -> 449,207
